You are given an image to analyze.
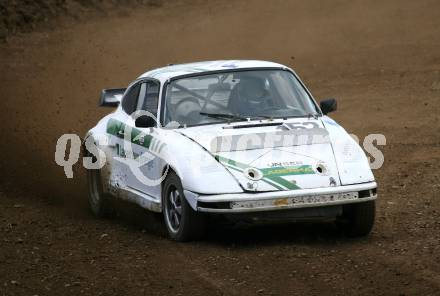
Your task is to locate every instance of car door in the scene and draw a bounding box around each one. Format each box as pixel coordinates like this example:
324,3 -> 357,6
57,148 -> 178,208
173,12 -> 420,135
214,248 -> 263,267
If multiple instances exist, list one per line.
106,82 -> 141,190
123,80 -> 163,200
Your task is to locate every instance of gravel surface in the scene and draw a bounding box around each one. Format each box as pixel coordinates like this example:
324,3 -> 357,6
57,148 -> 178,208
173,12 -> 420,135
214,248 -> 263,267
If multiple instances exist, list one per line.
0,0 -> 439,295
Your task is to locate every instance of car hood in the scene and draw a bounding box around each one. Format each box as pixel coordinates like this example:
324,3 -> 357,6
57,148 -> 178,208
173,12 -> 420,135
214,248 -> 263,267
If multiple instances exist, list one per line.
177,117 -> 375,192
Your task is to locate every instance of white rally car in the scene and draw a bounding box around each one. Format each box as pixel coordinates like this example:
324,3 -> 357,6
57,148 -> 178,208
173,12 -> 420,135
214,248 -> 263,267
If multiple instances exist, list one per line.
85,60 -> 377,241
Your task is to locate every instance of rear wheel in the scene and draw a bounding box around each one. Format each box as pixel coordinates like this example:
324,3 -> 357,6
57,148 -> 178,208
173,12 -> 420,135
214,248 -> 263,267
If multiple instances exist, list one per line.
337,200 -> 375,237
87,167 -> 115,218
162,172 -> 206,241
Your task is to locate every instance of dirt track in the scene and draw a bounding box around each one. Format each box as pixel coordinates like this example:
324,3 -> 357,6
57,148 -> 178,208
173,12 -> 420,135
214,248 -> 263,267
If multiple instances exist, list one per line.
1,0 -> 440,295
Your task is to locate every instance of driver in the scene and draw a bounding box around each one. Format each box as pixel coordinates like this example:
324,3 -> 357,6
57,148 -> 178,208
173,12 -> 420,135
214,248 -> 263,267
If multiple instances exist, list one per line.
228,74 -> 272,115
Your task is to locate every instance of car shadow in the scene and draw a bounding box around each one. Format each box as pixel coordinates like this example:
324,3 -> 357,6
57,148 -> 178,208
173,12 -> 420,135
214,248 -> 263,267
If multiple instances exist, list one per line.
110,200 -> 372,247
111,199 -> 169,238
202,221 -> 364,248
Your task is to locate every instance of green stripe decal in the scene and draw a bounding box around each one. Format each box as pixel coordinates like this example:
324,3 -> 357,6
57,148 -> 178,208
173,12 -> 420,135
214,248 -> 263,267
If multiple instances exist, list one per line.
106,118 -> 123,136
256,176 -> 286,190
215,155 -> 248,170
215,155 -> 315,190
106,118 -> 153,149
265,176 -> 299,190
219,162 -> 286,190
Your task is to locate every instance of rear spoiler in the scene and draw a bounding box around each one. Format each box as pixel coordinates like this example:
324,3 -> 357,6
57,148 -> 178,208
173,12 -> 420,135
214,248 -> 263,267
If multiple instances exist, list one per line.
99,88 -> 126,107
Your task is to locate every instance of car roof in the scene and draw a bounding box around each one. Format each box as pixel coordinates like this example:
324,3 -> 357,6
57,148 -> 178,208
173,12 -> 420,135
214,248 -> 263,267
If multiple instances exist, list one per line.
138,60 -> 289,82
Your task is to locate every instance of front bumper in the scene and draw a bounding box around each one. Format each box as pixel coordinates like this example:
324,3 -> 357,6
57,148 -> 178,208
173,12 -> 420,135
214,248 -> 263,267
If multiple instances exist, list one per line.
184,182 -> 377,213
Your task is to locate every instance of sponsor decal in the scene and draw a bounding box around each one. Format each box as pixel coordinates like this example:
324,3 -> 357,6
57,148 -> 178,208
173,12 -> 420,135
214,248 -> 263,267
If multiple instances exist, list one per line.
269,161 -> 303,167
260,166 -> 315,177
215,155 -> 316,190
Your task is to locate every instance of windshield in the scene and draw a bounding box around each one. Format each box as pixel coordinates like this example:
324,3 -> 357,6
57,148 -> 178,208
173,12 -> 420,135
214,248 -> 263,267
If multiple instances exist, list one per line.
162,69 -> 319,127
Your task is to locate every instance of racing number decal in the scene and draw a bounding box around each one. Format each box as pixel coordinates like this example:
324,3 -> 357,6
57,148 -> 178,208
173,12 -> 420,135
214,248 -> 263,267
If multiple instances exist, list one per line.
282,122 -> 320,130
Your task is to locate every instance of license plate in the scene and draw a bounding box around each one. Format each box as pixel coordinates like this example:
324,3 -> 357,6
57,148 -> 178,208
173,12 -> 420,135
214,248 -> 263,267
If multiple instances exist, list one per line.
291,192 -> 358,205
231,192 -> 359,209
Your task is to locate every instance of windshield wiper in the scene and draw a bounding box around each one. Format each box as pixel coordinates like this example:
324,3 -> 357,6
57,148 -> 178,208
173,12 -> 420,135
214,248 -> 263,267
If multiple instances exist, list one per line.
269,113 -> 320,120
199,112 -> 247,121
307,113 -> 320,119
242,114 -> 274,120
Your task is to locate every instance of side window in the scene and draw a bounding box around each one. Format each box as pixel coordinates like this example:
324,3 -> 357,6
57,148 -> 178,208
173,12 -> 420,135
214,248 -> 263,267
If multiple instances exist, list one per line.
122,83 -> 140,115
140,81 -> 160,115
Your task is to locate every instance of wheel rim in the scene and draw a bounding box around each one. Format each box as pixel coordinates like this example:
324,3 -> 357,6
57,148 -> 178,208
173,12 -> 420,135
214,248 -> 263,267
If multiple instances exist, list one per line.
165,187 -> 182,233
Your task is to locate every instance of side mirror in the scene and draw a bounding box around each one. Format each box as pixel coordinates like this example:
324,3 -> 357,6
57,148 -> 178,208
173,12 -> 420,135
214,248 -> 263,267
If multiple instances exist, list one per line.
99,88 -> 126,107
320,98 -> 337,115
135,115 -> 156,128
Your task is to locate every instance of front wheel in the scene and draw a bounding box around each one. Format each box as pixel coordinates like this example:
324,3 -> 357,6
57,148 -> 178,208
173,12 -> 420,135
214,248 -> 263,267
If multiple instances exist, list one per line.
162,172 -> 206,241
337,200 -> 376,237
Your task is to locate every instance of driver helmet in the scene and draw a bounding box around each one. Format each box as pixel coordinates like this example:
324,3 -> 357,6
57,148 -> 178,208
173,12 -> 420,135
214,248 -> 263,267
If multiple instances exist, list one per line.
235,74 -> 269,104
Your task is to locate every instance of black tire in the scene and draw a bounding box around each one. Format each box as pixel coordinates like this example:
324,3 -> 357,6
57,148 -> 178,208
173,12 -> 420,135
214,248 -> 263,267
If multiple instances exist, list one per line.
87,167 -> 115,218
337,200 -> 375,237
162,172 -> 206,241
